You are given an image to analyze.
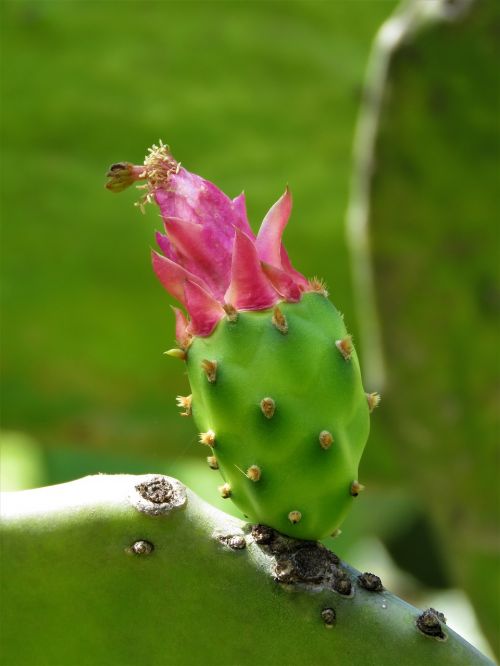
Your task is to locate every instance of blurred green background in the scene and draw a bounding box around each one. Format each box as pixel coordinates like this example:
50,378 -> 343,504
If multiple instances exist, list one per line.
1,0 -> 498,659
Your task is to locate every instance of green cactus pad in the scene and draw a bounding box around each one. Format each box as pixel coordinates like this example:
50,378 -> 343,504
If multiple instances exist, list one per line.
186,292 -> 371,539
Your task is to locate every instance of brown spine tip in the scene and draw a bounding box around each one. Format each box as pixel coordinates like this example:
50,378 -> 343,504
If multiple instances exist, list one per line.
335,335 -> 353,361
223,303 -> 238,322
350,480 -> 365,497
207,455 -> 219,470
199,430 -> 216,447
366,392 -> 381,412
308,277 -> 329,297
272,306 -> 288,334
201,359 -> 218,383
246,465 -> 261,482
164,348 -> 186,360
218,483 -> 232,499
260,397 -> 276,419
319,430 -> 333,450
288,510 -> 302,524
175,394 -> 192,416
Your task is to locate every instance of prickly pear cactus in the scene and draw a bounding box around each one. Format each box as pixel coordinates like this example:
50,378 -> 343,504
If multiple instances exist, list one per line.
1,475 -> 493,666
107,144 -> 379,539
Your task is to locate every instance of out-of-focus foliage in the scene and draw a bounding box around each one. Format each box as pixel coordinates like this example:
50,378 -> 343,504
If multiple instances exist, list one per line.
368,1 -> 499,654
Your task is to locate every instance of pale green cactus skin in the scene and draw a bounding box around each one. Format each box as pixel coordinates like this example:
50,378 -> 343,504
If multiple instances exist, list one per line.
0,475 -> 492,666
187,292 -> 371,539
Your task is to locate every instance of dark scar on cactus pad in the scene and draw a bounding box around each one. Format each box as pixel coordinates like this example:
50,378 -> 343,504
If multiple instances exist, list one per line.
251,525 -> 350,591
217,534 -> 247,550
416,608 -> 447,640
357,572 -> 384,592
136,477 -> 174,504
132,475 -> 187,515
321,607 -> 336,628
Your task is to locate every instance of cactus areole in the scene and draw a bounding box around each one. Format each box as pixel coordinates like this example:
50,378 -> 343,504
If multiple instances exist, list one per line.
107,142 -> 378,539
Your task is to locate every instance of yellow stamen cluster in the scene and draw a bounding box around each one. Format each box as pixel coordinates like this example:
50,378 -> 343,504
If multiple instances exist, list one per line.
135,140 -> 181,212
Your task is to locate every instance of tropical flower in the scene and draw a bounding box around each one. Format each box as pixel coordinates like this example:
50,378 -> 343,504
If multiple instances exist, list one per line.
106,142 -> 322,344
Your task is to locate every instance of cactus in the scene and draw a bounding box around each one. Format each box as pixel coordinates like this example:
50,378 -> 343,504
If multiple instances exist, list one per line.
107,145 -> 376,540
0,475 -> 493,666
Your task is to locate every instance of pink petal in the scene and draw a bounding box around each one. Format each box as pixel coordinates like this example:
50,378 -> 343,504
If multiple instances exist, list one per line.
155,231 -> 178,262
280,245 -> 309,290
163,217 -> 229,300
225,230 -> 279,311
152,251 -> 210,306
255,187 -> 292,267
232,192 -> 255,239
171,306 -> 190,347
184,280 -> 225,337
260,262 -> 302,302
155,167 -> 241,265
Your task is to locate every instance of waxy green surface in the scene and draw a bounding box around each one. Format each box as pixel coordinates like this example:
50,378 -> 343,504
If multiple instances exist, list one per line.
1,475 -> 492,666
187,293 -> 370,539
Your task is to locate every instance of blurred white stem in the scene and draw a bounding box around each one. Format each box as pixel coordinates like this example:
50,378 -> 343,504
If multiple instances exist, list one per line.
345,0 -> 474,391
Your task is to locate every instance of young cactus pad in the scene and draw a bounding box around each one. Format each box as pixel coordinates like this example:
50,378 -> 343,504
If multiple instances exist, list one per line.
107,142 -> 377,540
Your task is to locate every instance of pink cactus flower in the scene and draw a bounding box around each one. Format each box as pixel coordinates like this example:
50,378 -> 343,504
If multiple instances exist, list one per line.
106,142 -> 324,344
